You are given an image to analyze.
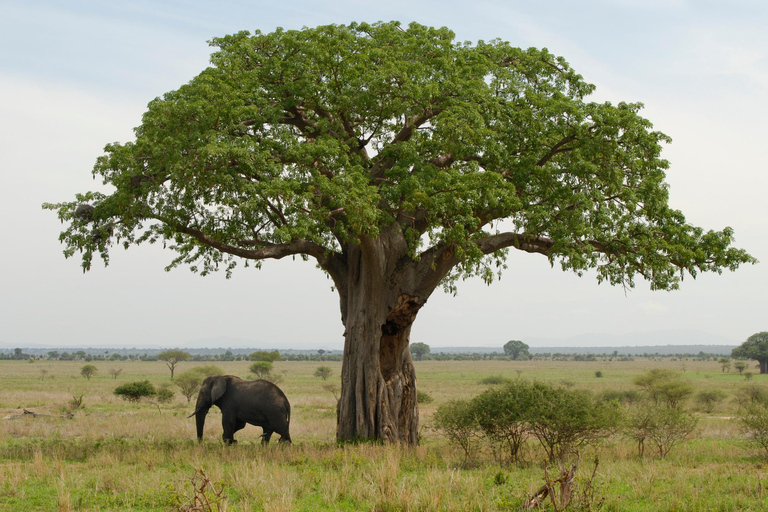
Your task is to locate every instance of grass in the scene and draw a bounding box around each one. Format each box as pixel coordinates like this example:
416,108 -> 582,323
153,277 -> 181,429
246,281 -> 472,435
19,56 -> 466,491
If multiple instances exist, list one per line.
1,357 -> 768,510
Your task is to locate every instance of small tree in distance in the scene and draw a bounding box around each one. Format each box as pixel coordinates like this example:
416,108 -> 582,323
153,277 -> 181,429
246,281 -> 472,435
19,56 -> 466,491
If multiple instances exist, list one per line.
503,340 -> 530,360
157,350 -> 191,379
80,364 -> 98,380
732,332 -> 768,374
314,366 -> 333,381
249,350 -> 281,362
249,361 -> 273,379
410,343 -> 430,361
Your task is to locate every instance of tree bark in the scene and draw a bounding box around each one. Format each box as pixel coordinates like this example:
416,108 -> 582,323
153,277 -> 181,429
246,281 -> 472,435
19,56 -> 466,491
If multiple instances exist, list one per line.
333,230 -> 434,445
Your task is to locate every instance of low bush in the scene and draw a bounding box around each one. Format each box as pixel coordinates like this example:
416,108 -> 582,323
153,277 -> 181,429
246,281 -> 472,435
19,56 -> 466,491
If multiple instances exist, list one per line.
114,380 -> 156,402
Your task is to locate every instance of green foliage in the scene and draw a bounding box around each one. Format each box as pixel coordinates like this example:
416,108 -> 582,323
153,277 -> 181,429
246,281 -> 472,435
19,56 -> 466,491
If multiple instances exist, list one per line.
696,390 -> 727,413
433,399 -> 481,463
156,384 -> 175,404
175,365 -> 225,403
249,350 -> 281,362
113,380 -> 156,402
526,384 -> 620,462
436,380 -> 618,463
732,332 -> 768,373
249,361 -> 273,378
472,380 -> 539,464
737,402 -> 768,457
410,343 -> 430,361
478,375 -> 509,385
80,364 -> 98,380
157,350 -> 191,378
599,389 -> 641,405
314,366 -> 332,381
633,369 -> 694,409
503,340 -> 530,360
416,390 -> 433,404
45,21 -> 753,291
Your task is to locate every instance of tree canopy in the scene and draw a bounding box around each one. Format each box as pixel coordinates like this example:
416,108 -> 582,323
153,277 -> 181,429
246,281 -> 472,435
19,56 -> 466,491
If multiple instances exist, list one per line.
733,332 -> 768,374
45,21 -> 754,444
503,340 -> 530,360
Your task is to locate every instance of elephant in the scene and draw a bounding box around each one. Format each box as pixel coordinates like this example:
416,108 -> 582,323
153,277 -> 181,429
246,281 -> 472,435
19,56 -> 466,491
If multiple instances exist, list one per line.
189,375 -> 292,444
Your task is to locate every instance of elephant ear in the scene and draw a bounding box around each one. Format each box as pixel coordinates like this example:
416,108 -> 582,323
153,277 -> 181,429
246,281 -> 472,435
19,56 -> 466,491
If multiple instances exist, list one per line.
210,377 -> 227,403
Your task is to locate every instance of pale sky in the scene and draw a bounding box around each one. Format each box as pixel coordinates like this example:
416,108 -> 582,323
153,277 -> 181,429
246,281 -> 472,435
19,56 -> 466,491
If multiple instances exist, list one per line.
1,1 -> 765,349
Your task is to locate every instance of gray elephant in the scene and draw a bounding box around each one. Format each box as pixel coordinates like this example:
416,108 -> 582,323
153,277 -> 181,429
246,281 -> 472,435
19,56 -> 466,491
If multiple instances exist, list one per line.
189,375 -> 291,444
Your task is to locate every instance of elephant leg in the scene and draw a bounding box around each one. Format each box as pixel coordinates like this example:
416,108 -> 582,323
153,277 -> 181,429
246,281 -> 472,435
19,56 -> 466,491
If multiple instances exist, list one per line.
221,415 -> 244,445
261,429 -> 273,444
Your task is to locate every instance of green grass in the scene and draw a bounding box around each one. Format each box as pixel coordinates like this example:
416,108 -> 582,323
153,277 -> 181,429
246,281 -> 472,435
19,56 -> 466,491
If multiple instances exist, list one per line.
2,358 -> 768,510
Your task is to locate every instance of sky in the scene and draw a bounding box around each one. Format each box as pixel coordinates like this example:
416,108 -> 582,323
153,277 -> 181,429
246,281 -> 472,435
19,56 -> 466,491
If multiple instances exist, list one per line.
1,1 -> 766,350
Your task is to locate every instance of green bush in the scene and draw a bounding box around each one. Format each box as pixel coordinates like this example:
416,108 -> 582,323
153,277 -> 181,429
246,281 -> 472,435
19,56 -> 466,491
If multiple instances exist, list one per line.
738,402 -> 768,456
433,399 -> 481,463
526,384 -> 620,462
249,361 -> 273,378
416,390 -> 433,404
314,366 -> 332,381
471,380 -> 539,463
625,403 -> 698,458
478,375 -> 509,385
114,381 -> 156,402
695,390 -> 727,413
156,385 -> 175,404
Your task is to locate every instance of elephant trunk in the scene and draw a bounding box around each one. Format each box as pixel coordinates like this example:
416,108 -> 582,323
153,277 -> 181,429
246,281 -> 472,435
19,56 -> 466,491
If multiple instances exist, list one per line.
194,407 -> 209,441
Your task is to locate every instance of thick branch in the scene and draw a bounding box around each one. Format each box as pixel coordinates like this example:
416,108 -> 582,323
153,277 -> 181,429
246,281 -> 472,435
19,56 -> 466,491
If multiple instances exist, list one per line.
536,135 -> 576,167
171,222 -> 332,266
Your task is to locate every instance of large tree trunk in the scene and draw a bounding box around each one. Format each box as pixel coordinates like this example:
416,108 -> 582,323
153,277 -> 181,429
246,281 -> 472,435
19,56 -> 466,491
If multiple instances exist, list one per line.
334,234 -> 429,445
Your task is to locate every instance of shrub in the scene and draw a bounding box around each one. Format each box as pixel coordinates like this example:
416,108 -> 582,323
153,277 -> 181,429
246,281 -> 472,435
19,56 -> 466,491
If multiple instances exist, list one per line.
80,364 -> 98,380
156,384 -> 175,404
594,370 -> 603,378
738,402 -> 768,456
527,384 -> 620,462
478,375 -> 509,385
471,380 -> 540,464
249,361 -> 273,378
633,369 -> 694,409
625,403 -> 698,458
417,390 -> 433,404
314,366 -> 332,381
696,390 -> 727,413
599,389 -> 641,405
433,399 -> 482,463
114,381 -> 156,402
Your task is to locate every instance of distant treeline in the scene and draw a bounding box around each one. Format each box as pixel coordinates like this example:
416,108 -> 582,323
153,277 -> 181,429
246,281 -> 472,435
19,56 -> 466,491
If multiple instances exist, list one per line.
0,346 -> 735,362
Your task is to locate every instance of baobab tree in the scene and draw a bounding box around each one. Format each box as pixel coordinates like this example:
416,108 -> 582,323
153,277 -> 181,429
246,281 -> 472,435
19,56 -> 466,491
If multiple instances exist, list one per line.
45,22 -> 754,444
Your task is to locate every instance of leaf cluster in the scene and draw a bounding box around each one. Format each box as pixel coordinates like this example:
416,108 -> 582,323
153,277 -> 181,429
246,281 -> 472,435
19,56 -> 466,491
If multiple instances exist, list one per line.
433,380 -> 619,463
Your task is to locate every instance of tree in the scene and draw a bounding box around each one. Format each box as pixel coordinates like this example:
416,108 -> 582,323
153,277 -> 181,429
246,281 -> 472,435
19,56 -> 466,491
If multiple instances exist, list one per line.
80,364 -> 98,380
249,361 -> 273,378
157,350 -> 191,379
410,342 -> 430,361
734,361 -> 748,374
44,22 -> 754,445
108,367 -> 123,379
732,332 -> 768,374
314,366 -> 333,381
503,340 -> 530,360
175,365 -> 225,402
718,357 -> 731,373
249,350 -> 281,362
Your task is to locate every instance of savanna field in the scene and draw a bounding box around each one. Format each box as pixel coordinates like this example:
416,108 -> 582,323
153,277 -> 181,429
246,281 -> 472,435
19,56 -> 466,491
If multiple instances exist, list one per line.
2,356 -> 768,511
